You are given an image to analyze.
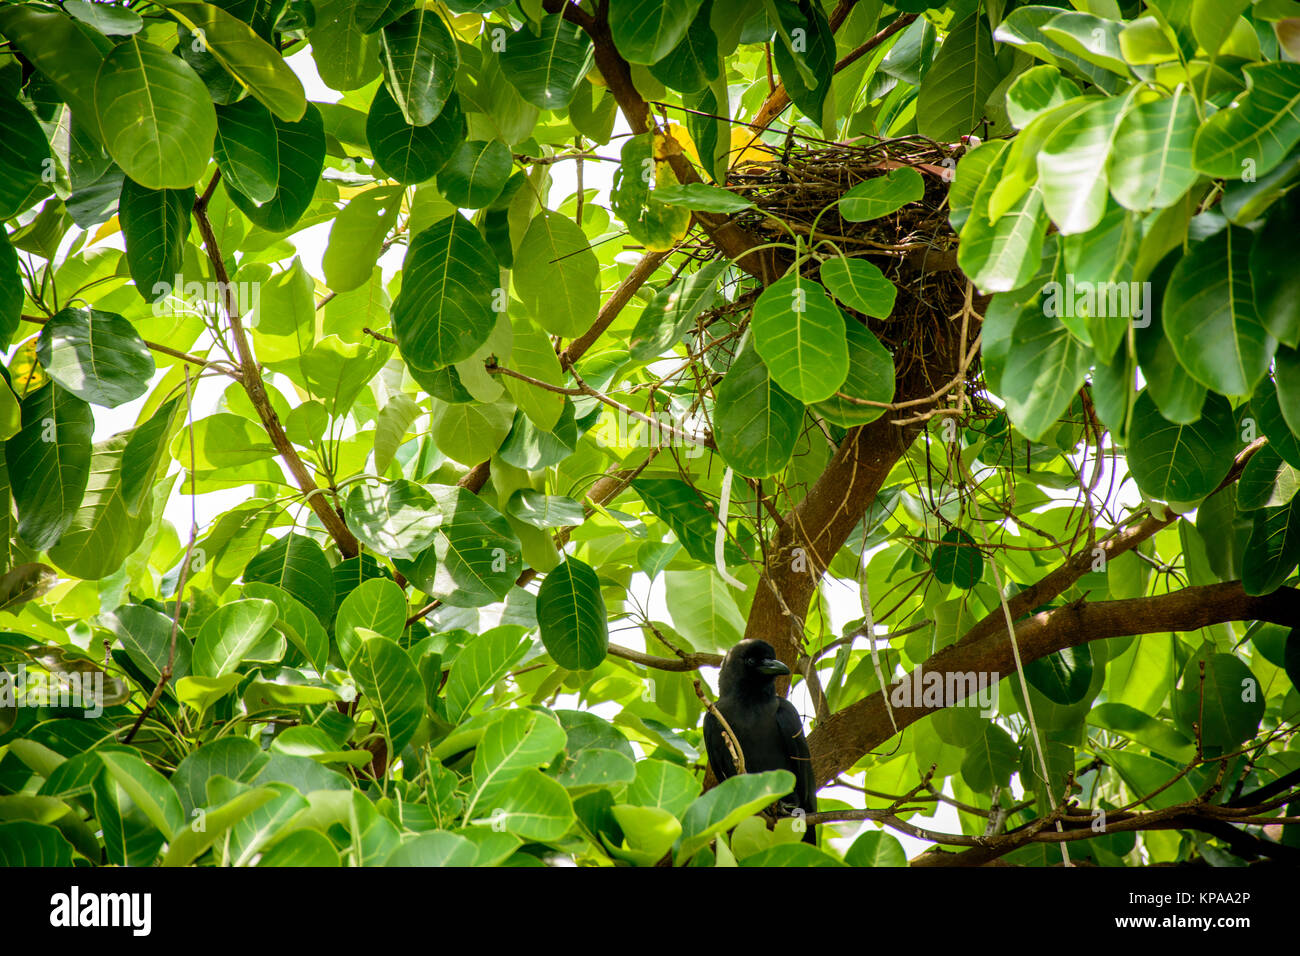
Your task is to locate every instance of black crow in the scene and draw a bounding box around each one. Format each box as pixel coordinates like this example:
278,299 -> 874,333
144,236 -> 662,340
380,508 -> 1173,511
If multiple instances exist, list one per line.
703,639 -> 818,845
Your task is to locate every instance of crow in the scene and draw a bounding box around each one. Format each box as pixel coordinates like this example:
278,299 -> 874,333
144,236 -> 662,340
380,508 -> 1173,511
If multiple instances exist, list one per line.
703,639 -> 818,845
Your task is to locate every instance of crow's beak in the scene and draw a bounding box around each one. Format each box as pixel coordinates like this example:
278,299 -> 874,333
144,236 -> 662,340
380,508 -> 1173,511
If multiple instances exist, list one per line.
755,658 -> 790,676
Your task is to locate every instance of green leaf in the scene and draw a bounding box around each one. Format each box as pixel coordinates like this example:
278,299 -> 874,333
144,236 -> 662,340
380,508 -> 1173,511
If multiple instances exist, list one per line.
401,487 -> 523,606
751,274 -> 849,403
0,8 -> 109,140
1173,651 -> 1266,748
916,14 -> 1000,142
505,490 -> 585,529
1193,63 -> 1300,179
629,259 -> 725,362
99,750 -> 185,840
379,9 -> 458,126
609,0 -> 703,64
385,831 -> 479,866
1253,195 -> 1300,349
193,598 -> 278,678
514,209 -> 601,338
499,14 -> 595,110
1025,646 -> 1094,705
1243,494 -> 1300,595
323,185 -> 403,293
392,213 -> 499,371
437,139 -> 513,209
468,708 -> 567,812
740,843 -> 846,866
960,723 -> 1019,791
607,804 -> 682,865
489,769 -> 575,841
7,384 -> 92,550
430,400 -> 514,466
818,257 -> 897,318
242,534 -> 335,624
675,770 -> 795,864
1089,703 -> 1194,762
93,36 -> 216,189
307,0 -> 382,91
1108,90 -> 1199,212
118,180 -> 193,304
845,830 -> 908,867
0,821 -> 75,867
628,758 -> 701,818
352,635 -> 424,758
64,0 -> 143,35
839,167 -> 925,222
504,319 -> 565,431
257,828 -> 342,867
162,786 -> 280,866
1164,226 -> 1273,396
226,104 -> 325,232
1127,391 -> 1238,503
35,307 -> 154,408
366,85 -> 465,184
959,158 -> 1048,292
648,3 -> 718,94
538,557 -> 608,670
930,528 -> 983,588
634,476 -> 744,566
650,183 -> 752,213
344,479 -> 441,561
444,627 -> 531,724
999,298 -> 1090,442
711,339 -> 803,479
336,578 -> 408,664
1038,96 -> 1127,235
771,0 -> 835,132
213,99 -> 280,205
47,430 -> 149,580
102,603 -> 193,688
0,95 -> 54,220
1005,65 -> 1082,129
1106,748 -> 1198,810
166,2 -> 307,122
810,318 -> 894,429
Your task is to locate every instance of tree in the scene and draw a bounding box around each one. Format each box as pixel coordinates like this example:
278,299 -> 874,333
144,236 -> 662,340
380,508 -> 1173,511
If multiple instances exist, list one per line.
0,0 -> 1298,869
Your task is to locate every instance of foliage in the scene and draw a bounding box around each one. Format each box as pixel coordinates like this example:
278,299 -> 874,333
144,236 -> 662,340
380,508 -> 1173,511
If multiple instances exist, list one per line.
0,0 -> 1299,868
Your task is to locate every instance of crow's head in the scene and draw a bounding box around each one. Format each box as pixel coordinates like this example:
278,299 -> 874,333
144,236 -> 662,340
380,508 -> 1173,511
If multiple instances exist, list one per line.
719,639 -> 790,698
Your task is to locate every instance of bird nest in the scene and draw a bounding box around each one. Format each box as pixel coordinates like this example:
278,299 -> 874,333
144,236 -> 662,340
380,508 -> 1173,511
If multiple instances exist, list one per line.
693,136 -> 983,416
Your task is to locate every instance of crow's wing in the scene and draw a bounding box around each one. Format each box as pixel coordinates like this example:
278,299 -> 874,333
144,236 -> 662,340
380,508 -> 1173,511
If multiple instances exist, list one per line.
702,709 -> 738,781
776,698 -> 816,813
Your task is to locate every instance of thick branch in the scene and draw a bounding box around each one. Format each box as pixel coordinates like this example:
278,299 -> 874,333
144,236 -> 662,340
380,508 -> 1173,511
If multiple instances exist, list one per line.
809,582 -> 1300,786
191,190 -> 360,557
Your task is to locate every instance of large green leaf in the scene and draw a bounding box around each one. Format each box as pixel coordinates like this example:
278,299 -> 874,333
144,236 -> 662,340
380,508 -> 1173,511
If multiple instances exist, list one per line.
712,339 -> 804,478
628,259 -> 725,362
102,603 -> 193,688
916,14 -> 1000,142
344,479 -> 441,561
392,213 -> 498,371
226,104 -> 326,232
213,99 -> 280,204
1172,651 -> 1266,748
93,37 -> 216,189
379,9 -> 458,126
499,14 -> 594,110
468,709 -> 567,814
1193,62 -> 1300,179
242,534 -> 335,624
609,0 -> 703,64
537,557 -> 608,671
167,2 -> 306,122
489,768 -> 575,841
674,770 -> 795,863
322,185 -> 403,293
1164,226 -> 1273,397
7,384 -> 92,550
352,635 -> 424,758
1037,96 -> 1127,235
193,598 -> 278,678
839,167 -> 925,223
633,476 -> 744,566
0,7 -> 109,138
1108,90 -> 1199,211
437,139 -> 513,209
0,821 -> 76,867
443,627 -> 531,724
811,318 -> 894,428
999,298 -> 1090,442
366,85 -> 465,184
35,307 -> 154,408
514,210 -> 600,338
750,274 -> 850,403
119,180 -> 193,304
395,487 -> 523,607
47,430 -> 149,580
99,750 -> 185,840
0,95 -> 54,220
1243,494 -> 1300,595
1126,391 -> 1238,503
771,0 -> 836,132
335,577 -> 408,664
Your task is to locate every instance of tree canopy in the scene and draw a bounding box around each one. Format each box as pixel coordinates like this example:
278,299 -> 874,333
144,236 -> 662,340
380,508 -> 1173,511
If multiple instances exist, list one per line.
0,0 -> 1299,868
